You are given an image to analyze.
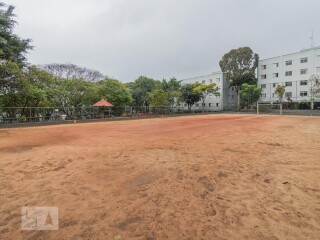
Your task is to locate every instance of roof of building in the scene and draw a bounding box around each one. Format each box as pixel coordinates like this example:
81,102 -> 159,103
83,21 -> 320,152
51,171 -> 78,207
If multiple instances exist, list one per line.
260,46 -> 320,61
93,99 -> 113,107
180,71 -> 223,81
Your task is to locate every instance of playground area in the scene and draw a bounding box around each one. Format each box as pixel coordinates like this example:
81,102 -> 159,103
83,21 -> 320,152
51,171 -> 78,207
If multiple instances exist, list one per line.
0,114 -> 319,239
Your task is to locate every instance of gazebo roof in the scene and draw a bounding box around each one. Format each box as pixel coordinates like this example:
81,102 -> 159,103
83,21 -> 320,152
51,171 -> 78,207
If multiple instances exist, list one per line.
93,99 -> 113,107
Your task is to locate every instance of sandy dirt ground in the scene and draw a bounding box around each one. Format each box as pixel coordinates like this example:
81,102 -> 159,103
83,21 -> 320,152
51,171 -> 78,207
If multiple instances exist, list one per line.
0,114 -> 319,240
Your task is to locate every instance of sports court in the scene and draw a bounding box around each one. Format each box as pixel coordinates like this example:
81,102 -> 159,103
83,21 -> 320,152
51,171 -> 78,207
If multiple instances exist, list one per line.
0,114 -> 319,239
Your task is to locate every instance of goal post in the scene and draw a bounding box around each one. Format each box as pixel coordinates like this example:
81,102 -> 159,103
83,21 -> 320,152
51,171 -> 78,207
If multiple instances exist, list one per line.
257,102 -> 282,115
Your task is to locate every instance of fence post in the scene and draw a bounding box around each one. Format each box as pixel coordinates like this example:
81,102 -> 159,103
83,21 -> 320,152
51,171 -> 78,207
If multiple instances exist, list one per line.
257,102 -> 259,115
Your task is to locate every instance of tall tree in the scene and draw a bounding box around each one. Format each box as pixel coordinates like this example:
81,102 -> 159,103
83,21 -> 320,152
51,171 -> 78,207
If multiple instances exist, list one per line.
180,83 -> 202,111
240,83 -> 262,109
128,76 -> 161,106
161,77 -> 181,107
219,47 -> 259,111
275,85 -> 285,104
193,82 -> 220,112
41,63 -> 105,82
0,1 -> 32,67
148,89 -> 168,108
98,79 -> 132,106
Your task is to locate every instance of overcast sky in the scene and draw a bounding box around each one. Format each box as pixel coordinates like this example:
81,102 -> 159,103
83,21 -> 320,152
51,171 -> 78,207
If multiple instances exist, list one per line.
6,0 -> 320,82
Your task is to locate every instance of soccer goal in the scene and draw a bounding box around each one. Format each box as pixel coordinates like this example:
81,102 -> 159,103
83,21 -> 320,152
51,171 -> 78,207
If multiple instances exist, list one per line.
257,102 -> 283,115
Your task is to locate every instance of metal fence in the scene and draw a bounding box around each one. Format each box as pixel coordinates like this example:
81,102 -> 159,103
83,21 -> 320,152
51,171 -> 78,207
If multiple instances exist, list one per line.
0,106 -> 220,126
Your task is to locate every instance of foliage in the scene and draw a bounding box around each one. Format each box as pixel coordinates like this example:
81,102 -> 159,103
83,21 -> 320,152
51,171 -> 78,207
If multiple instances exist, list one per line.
240,83 -> 262,108
180,83 -> 202,111
0,1 -> 32,67
275,85 -> 286,103
98,79 -> 132,106
128,76 -> 161,106
161,78 -> 181,107
193,82 -> 220,111
148,89 -> 168,107
41,63 -> 105,82
219,47 -> 259,87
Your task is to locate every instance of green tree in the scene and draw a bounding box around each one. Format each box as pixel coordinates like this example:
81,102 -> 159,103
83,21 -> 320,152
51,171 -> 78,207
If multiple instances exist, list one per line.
98,79 -> 132,106
128,76 -> 161,106
0,2 -> 32,67
180,83 -> 202,111
275,85 -> 286,104
161,77 -> 181,107
240,83 -> 262,109
194,82 -> 220,112
148,89 -> 168,108
219,47 -> 259,111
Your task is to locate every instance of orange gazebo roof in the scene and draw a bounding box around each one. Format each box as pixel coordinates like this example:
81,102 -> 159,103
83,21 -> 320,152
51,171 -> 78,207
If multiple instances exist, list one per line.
93,99 -> 113,107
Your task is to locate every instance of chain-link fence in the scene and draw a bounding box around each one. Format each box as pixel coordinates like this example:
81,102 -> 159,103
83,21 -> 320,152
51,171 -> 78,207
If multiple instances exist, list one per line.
0,106 -> 220,126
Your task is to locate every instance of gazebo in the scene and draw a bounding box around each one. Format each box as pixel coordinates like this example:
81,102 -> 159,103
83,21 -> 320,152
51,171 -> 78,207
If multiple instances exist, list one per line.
93,99 -> 113,118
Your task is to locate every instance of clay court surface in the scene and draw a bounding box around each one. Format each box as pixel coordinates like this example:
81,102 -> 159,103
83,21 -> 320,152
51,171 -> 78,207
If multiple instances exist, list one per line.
0,114 -> 319,239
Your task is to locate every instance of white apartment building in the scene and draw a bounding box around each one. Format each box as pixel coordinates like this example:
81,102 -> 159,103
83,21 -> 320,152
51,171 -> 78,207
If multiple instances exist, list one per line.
179,71 -> 238,111
258,46 -> 320,104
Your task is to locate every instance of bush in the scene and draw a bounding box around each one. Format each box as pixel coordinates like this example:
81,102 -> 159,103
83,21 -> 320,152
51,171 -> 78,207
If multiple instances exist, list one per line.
18,115 -> 27,123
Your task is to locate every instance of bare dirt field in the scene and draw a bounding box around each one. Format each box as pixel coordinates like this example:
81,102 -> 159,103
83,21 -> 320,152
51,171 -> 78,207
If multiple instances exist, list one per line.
0,114 -> 319,240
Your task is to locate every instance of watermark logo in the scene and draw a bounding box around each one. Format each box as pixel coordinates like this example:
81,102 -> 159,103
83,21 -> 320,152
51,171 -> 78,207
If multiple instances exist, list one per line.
21,207 -> 58,230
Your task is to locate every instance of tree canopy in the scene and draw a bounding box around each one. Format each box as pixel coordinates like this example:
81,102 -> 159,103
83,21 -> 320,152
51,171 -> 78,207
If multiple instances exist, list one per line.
219,47 -> 259,88
275,85 -> 286,104
128,76 -> 161,106
0,1 -> 32,67
41,63 -> 105,82
180,83 -> 202,111
240,83 -> 262,108
98,79 -> 132,107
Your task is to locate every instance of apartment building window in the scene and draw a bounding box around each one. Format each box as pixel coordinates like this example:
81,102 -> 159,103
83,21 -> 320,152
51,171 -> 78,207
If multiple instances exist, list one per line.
273,73 -> 279,78
285,92 -> 292,98
231,95 -> 234,99
261,84 -> 266,89
202,80 -> 206,84
300,69 -> 308,75
209,79 -> 212,83
216,78 -> 220,82
261,93 -> 266,98
300,91 -> 308,97
209,103 -> 212,107
261,65 -> 267,70
274,63 -> 279,67
300,58 -> 308,63
273,83 -> 277,88
285,82 -> 292,87
272,93 -> 276,98
216,103 -> 219,107
285,71 -> 292,76
261,74 -> 267,79
300,80 -> 308,86
286,60 -> 292,66
202,103 -> 206,107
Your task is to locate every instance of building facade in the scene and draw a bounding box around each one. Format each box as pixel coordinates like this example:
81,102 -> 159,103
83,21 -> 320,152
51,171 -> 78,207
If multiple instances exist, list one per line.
258,47 -> 320,104
179,71 -> 237,111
